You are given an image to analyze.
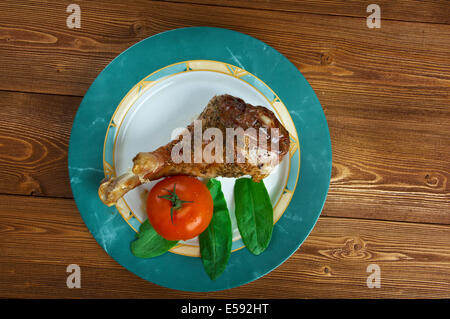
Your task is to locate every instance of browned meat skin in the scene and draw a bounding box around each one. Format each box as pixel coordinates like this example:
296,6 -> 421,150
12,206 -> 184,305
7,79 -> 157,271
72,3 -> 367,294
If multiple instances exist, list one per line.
98,94 -> 290,206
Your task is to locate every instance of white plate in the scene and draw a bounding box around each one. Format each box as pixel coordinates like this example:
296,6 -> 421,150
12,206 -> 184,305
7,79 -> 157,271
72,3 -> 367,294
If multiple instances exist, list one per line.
103,61 -> 298,256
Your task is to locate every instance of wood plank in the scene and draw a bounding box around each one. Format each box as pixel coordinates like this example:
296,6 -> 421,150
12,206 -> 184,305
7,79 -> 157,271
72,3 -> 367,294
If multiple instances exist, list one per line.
323,90 -> 450,224
0,91 -> 79,198
0,1 -> 449,97
0,194 -> 449,298
164,0 -> 450,25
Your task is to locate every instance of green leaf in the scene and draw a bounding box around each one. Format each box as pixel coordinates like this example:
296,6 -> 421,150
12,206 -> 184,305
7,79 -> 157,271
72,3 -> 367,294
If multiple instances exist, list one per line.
234,178 -> 273,255
130,219 -> 178,258
199,178 -> 232,280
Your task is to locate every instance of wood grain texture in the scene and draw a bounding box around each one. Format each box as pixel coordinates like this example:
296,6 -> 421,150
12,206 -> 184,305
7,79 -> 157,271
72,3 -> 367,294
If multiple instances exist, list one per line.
0,195 -> 449,298
0,91 -> 79,198
323,91 -> 450,224
162,0 -> 450,24
1,1 -> 450,97
0,0 -> 449,299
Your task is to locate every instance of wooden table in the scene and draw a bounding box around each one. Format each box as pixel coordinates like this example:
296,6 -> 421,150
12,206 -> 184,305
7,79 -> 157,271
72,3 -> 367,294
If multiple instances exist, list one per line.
1,1 -> 449,299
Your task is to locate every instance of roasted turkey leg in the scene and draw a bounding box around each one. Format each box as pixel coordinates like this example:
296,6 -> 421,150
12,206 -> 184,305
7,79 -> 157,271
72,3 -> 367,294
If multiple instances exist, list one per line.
98,94 -> 290,206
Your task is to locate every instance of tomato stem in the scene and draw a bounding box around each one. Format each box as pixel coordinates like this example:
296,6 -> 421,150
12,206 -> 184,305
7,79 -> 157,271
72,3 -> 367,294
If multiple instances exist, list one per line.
158,183 -> 193,223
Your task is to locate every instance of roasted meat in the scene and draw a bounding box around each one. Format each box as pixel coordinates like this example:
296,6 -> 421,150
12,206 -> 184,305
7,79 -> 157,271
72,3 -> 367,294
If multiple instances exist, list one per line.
98,94 -> 290,206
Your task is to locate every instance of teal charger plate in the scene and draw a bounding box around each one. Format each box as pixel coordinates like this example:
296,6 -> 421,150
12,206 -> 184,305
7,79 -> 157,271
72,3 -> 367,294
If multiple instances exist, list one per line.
68,27 -> 332,292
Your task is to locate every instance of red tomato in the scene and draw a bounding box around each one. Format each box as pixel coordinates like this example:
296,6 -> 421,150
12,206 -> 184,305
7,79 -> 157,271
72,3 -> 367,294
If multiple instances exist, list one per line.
147,176 -> 213,241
